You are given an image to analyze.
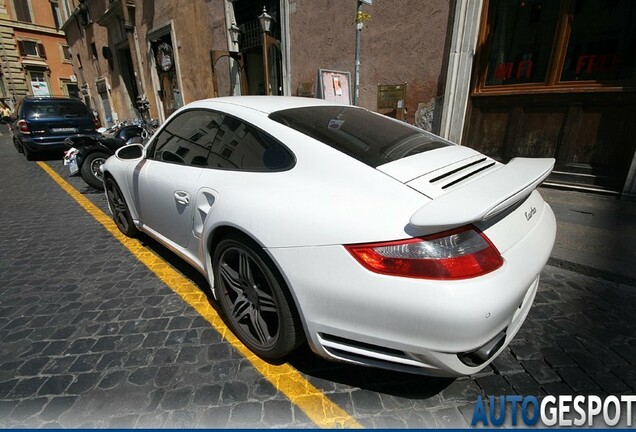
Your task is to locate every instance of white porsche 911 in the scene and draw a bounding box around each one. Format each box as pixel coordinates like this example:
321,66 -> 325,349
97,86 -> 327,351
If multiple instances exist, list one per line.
102,96 -> 556,377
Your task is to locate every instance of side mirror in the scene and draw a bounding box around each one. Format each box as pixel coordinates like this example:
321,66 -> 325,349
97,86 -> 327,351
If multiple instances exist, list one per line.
116,143 -> 145,160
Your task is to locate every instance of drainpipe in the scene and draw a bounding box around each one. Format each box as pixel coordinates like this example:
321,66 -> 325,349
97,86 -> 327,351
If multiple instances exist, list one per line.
120,1 -> 144,102
353,0 -> 362,106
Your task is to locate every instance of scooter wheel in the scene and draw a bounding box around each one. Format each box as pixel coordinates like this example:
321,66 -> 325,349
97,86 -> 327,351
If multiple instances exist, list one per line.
80,151 -> 110,189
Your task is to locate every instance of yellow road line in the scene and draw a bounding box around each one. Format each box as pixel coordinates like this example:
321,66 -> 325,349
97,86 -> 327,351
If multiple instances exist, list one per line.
37,162 -> 362,429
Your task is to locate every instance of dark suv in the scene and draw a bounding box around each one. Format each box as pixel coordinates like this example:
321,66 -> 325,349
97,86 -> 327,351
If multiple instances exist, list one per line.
12,97 -> 99,160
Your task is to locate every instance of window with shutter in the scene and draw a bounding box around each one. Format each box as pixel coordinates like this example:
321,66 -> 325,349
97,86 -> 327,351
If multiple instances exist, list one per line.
17,41 -> 42,58
50,0 -> 62,29
37,43 -> 46,59
17,40 -> 26,57
61,45 -> 72,62
13,0 -> 32,22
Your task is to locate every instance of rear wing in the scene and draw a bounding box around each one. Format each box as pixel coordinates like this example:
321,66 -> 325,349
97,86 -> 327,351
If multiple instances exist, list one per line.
410,158 -> 555,228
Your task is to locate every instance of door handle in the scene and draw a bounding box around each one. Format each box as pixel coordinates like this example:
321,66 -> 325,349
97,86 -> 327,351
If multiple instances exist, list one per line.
174,191 -> 190,205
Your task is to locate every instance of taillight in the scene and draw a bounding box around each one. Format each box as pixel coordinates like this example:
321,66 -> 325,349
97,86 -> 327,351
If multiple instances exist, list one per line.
93,116 -> 100,129
17,119 -> 30,134
345,226 -> 503,280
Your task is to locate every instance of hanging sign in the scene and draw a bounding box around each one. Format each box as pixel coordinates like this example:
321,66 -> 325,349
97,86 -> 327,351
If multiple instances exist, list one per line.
155,42 -> 174,72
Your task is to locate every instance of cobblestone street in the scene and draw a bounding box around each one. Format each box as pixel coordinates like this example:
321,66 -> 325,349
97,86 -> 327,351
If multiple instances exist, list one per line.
0,133 -> 634,428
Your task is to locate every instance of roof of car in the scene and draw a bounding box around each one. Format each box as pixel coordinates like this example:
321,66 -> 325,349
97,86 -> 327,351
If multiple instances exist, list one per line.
191,96 -> 350,115
22,96 -> 83,102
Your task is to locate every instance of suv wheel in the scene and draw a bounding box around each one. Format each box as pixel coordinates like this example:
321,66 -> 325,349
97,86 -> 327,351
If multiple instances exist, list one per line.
22,145 -> 34,161
13,140 -> 23,154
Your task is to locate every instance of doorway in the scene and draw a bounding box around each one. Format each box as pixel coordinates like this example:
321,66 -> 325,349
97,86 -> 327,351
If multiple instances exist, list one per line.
148,28 -> 183,118
231,0 -> 284,95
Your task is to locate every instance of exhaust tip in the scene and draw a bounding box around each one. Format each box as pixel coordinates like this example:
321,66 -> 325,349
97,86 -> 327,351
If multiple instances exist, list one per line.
458,329 -> 507,367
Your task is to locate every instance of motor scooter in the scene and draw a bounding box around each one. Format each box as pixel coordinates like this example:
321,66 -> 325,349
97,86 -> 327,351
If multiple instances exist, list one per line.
63,95 -> 157,190
63,123 -> 144,189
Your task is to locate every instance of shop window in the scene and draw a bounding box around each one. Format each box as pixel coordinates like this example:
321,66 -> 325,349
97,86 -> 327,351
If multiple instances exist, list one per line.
561,0 -> 636,82
485,0 -> 560,86
477,0 -> 636,92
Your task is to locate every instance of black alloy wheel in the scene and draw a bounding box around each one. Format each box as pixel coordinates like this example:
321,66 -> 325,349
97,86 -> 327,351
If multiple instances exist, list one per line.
105,177 -> 139,237
213,235 -> 302,360
80,151 -> 109,190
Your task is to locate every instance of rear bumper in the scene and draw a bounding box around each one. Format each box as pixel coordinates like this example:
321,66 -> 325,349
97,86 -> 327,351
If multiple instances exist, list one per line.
20,137 -> 68,154
267,201 -> 556,377
19,134 -> 100,154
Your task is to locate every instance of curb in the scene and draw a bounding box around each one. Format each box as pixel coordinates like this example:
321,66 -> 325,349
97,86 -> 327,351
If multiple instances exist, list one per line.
547,256 -> 636,287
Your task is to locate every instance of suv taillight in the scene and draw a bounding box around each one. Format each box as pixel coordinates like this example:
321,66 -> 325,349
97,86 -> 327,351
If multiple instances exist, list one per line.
346,226 -> 504,280
17,119 -> 30,134
93,116 -> 100,129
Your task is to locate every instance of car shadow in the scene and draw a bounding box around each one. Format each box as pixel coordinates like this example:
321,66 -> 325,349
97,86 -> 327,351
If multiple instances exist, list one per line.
125,232 -> 454,399
286,345 -> 454,398
26,150 -> 66,161
76,184 -> 104,194
134,233 -> 216,305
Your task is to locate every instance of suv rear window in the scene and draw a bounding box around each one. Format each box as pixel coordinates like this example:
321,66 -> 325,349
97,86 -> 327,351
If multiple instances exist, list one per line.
269,106 -> 451,167
23,100 -> 91,119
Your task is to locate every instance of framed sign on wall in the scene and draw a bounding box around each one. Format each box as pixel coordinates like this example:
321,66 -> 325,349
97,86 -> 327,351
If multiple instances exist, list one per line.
316,69 -> 352,105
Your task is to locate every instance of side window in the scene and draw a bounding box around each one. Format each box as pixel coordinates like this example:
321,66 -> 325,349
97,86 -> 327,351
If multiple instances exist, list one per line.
150,109 -> 223,166
207,116 -> 293,171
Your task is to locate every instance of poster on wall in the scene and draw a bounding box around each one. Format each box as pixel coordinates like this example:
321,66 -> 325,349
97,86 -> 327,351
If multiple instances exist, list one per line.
316,69 -> 351,105
31,81 -> 50,96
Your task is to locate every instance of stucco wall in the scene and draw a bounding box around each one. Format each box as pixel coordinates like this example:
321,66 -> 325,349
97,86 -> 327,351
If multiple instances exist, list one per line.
288,0 -> 452,130
63,13 -> 112,116
137,0 -> 217,109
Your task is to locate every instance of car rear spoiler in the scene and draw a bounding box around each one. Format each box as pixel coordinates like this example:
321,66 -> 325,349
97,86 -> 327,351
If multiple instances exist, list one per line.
410,157 -> 555,228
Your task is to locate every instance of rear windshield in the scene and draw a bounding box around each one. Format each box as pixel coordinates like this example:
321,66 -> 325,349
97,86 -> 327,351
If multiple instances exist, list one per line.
24,100 -> 91,119
269,106 -> 451,167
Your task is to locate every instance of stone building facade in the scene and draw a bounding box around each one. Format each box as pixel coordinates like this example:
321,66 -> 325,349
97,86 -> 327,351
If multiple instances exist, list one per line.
59,0 -> 636,197
60,0 -> 451,129
0,0 -> 76,108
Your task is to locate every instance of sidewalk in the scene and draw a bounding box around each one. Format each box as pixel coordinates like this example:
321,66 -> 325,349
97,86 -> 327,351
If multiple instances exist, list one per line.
539,186 -> 636,286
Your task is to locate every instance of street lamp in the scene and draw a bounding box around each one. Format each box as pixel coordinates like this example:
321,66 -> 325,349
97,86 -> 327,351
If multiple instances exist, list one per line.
258,6 -> 272,95
258,6 -> 273,34
211,20 -> 242,97
228,20 -> 241,46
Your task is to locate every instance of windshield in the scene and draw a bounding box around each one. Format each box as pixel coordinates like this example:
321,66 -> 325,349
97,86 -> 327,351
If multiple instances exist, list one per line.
269,106 -> 452,167
25,100 -> 91,119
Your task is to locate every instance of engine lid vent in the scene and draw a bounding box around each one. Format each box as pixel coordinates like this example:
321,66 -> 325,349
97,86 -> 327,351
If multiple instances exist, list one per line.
407,155 -> 500,199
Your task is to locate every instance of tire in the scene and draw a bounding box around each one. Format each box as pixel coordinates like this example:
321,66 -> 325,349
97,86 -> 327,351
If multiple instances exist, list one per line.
80,151 -> 109,190
105,177 -> 139,237
22,145 -> 34,161
213,234 -> 303,360
13,139 -> 23,154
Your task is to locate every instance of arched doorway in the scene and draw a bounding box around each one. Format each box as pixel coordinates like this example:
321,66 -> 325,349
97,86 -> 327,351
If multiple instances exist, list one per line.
148,28 -> 184,118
